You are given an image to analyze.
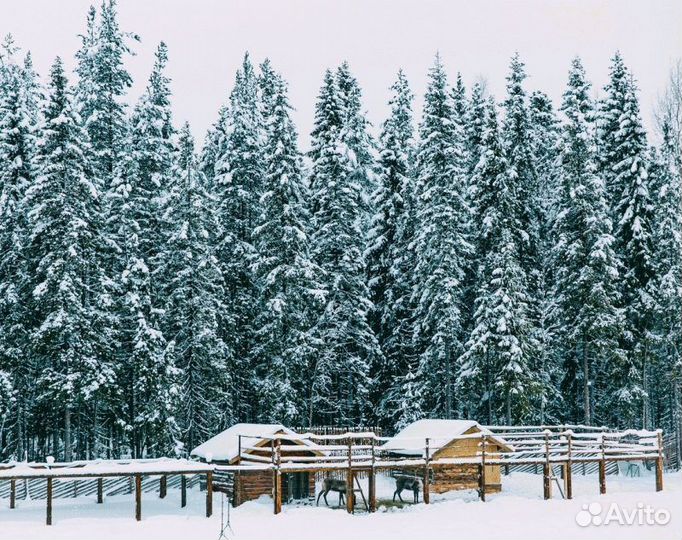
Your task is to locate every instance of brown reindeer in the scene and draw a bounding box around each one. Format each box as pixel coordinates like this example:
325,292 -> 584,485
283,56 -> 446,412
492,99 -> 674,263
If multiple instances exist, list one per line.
393,477 -> 420,503
316,478 -> 347,507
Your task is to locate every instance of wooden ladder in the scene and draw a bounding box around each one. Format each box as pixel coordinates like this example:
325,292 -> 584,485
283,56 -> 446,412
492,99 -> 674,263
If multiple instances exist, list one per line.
352,475 -> 369,512
550,465 -> 566,499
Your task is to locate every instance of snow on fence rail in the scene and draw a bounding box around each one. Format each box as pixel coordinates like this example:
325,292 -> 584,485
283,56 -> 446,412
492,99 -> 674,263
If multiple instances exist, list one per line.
0,458 -> 214,526
0,425 -> 667,521
214,425 -> 665,514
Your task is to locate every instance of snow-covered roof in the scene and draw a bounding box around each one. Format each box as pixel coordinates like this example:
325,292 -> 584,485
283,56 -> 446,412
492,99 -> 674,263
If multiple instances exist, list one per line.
381,419 -> 513,456
190,423 -> 319,463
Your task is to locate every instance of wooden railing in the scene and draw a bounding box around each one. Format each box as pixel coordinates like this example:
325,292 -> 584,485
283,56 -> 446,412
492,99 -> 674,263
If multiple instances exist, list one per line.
0,458 -> 214,525
217,426 -> 665,514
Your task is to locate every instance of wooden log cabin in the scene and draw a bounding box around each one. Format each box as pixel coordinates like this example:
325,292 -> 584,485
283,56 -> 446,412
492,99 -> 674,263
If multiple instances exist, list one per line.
191,423 -> 324,506
381,420 -> 513,494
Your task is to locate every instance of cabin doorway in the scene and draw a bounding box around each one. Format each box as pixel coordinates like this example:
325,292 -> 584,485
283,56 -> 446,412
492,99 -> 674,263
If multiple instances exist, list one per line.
284,472 -> 310,502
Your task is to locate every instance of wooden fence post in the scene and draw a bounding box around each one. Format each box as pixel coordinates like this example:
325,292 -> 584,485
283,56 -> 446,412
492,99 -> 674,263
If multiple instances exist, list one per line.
135,474 -> 142,521
543,431 -> 551,500
346,436 -> 354,514
206,471 -> 213,517
271,438 -> 282,515
237,434 -> 242,506
46,478 -> 53,526
479,434 -> 487,502
10,478 -> 16,509
181,474 -> 187,508
655,431 -> 664,492
598,434 -> 606,495
368,437 -> 376,512
160,475 -> 167,499
97,477 -> 103,504
565,431 -> 573,500
423,437 -> 430,504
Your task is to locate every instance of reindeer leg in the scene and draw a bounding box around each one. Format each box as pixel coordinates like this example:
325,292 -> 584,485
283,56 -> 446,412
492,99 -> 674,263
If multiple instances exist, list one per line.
393,489 -> 398,502
323,489 -> 330,507
397,490 -> 405,503
316,489 -> 324,506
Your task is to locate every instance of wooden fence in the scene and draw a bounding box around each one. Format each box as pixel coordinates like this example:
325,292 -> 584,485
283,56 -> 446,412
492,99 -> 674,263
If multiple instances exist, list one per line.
218,425 -> 665,514
0,458 -> 213,526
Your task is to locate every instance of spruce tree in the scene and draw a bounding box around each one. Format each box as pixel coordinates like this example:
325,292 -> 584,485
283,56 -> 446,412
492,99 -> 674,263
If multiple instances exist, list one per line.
160,124 -> 231,453
503,53 -> 539,268
129,42 -> 175,265
75,0 -> 135,188
308,66 -> 377,425
25,58 -> 114,460
214,53 -> 264,421
366,70 -> 416,427
528,90 -> 562,422
252,71 -> 323,424
601,66 -> 654,427
0,39 -> 38,460
107,125 -> 178,457
412,56 -> 471,419
461,98 -> 537,424
553,58 -> 625,425
465,81 -> 487,175
649,123 -> 682,435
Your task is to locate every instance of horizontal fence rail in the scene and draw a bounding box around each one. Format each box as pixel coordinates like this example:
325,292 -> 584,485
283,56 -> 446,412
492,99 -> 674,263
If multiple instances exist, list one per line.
0,458 -> 215,526
216,424 -> 665,514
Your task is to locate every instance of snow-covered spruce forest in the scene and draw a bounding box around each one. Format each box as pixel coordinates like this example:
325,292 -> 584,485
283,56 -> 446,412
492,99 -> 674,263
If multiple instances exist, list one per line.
0,2 -> 680,463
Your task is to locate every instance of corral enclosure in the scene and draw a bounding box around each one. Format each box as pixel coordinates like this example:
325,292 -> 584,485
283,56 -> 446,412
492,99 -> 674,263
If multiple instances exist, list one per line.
189,421 -> 666,514
0,422 -> 668,526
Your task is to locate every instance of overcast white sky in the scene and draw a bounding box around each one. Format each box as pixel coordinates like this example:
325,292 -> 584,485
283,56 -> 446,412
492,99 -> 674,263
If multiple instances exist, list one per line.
1,0 -> 681,148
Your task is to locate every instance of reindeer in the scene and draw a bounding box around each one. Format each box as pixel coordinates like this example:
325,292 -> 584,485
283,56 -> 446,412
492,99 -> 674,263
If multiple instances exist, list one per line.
316,478 -> 347,507
393,477 -> 420,503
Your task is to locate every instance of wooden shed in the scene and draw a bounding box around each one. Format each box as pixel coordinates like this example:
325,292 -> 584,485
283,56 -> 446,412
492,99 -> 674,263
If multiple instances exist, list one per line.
191,423 -> 323,506
381,420 -> 513,494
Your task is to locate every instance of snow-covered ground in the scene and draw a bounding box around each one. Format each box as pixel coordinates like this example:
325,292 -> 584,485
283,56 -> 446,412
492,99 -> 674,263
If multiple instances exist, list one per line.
1,471 -> 679,540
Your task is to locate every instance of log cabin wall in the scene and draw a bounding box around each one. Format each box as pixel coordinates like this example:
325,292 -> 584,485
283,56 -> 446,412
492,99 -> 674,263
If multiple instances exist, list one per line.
234,470 -> 316,506
234,470 -> 272,505
431,427 -> 503,493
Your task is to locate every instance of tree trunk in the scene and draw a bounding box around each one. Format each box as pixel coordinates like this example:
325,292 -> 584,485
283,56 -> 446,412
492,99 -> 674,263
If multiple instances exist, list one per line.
582,337 -> 590,425
486,351 -> 492,425
445,343 -> 452,419
642,343 -> 649,429
505,391 -> 511,426
64,407 -> 72,462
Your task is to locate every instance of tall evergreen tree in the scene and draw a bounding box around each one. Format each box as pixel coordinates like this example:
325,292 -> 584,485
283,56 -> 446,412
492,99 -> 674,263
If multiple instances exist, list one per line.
553,58 -> 625,425
649,122 -> 682,437
366,70 -> 416,427
599,62 -> 654,427
0,39 -> 39,460
130,41 -> 175,264
75,0 -> 135,188
528,90 -> 562,422
308,65 -> 378,425
461,98 -> 537,424
25,58 -> 114,461
412,56 -> 471,419
465,81 -> 487,175
214,53 -> 265,421
503,53 -> 539,268
252,71 -> 323,424
108,125 -> 178,458
159,124 -> 231,453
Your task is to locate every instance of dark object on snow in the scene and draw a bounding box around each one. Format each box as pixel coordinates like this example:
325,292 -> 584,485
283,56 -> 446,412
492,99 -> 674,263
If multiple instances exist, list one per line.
393,476 -> 420,503
316,478 -> 347,506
